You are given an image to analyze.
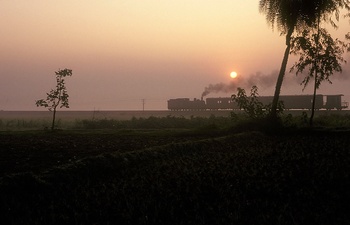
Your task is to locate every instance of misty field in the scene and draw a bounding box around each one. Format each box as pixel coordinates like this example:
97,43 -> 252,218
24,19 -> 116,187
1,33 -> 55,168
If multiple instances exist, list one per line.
1,110 -> 349,130
1,114 -> 350,224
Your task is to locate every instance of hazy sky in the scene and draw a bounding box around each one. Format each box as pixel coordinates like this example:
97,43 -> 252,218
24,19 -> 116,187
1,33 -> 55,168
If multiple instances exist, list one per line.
1,1 -> 349,110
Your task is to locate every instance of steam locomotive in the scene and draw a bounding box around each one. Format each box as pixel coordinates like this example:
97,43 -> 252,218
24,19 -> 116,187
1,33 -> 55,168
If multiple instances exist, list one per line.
168,94 -> 348,111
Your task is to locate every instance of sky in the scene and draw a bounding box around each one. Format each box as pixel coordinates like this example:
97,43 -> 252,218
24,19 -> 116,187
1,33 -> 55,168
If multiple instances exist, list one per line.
1,0 -> 349,111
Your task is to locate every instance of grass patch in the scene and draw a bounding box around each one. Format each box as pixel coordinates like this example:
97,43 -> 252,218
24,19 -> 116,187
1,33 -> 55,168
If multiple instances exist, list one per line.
1,130 -> 350,224
2,112 -> 350,132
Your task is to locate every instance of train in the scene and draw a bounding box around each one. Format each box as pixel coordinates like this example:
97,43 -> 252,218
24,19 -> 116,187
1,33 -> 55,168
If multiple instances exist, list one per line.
168,94 -> 349,111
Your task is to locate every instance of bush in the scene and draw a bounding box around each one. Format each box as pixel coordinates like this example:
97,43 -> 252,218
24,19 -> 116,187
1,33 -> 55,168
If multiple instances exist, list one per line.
231,86 -> 284,120
75,115 -> 234,130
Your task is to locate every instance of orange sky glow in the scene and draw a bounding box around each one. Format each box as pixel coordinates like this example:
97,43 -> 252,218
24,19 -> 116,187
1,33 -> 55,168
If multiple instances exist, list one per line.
1,1 -> 349,110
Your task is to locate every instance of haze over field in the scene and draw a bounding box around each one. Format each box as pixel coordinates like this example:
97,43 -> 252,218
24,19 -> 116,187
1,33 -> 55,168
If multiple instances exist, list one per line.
1,1 -> 349,110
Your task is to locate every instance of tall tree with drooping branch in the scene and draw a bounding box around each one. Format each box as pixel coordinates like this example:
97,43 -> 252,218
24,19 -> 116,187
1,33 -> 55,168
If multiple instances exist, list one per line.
36,68 -> 73,130
259,0 -> 350,120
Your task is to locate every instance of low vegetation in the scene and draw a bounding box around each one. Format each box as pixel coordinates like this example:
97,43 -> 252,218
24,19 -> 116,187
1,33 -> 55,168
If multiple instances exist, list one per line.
0,115 -> 232,131
0,113 -> 350,224
1,111 -> 350,131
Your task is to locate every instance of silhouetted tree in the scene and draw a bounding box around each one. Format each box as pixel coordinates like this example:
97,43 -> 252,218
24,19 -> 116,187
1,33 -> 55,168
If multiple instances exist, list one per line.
259,0 -> 350,120
232,86 -> 266,119
347,32 -> 350,51
290,18 -> 348,126
232,86 -> 284,121
36,69 -> 72,130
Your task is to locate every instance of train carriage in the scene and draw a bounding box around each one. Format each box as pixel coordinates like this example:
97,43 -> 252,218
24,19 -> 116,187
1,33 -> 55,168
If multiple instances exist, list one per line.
206,97 -> 238,110
167,98 -> 206,111
325,95 -> 348,110
167,94 -> 348,111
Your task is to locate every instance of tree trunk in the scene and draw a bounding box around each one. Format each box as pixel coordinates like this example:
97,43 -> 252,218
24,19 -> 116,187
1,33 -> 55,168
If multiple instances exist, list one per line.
310,16 -> 321,127
270,27 -> 294,120
51,81 -> 62,131
51,106 -> 57,130
310,74 -> 317,127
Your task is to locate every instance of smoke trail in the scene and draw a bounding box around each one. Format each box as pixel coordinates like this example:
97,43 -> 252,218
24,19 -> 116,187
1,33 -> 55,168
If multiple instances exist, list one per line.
201,71 -> 279,98
201,66 -> 350,98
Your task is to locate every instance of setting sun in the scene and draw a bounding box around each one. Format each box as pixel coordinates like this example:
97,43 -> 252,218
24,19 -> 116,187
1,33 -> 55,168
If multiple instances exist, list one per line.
230,71 -> 238,79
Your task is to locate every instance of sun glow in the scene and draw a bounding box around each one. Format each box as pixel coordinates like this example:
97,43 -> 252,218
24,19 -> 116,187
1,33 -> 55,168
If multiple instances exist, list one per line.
230,71 -> 238,79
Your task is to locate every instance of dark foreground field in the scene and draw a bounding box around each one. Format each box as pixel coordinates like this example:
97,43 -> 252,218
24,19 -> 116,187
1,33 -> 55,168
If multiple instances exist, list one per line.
1,129 -> 350,224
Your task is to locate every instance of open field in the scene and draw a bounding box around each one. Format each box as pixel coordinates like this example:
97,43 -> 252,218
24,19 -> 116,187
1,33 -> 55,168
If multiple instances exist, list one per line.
1,110 -> 350,121
0,110 -> 233,121
1,127 -> 350,224
2,109 -> 350,131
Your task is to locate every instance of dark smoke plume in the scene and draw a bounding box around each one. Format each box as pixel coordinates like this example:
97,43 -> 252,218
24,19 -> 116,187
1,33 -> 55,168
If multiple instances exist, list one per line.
201,71 -> 278,98
201,68 -> 350,98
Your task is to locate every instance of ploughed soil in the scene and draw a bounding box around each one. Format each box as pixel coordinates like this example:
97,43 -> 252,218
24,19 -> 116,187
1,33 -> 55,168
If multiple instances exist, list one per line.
1,129 -> 350,225
0,130 -> 212,176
